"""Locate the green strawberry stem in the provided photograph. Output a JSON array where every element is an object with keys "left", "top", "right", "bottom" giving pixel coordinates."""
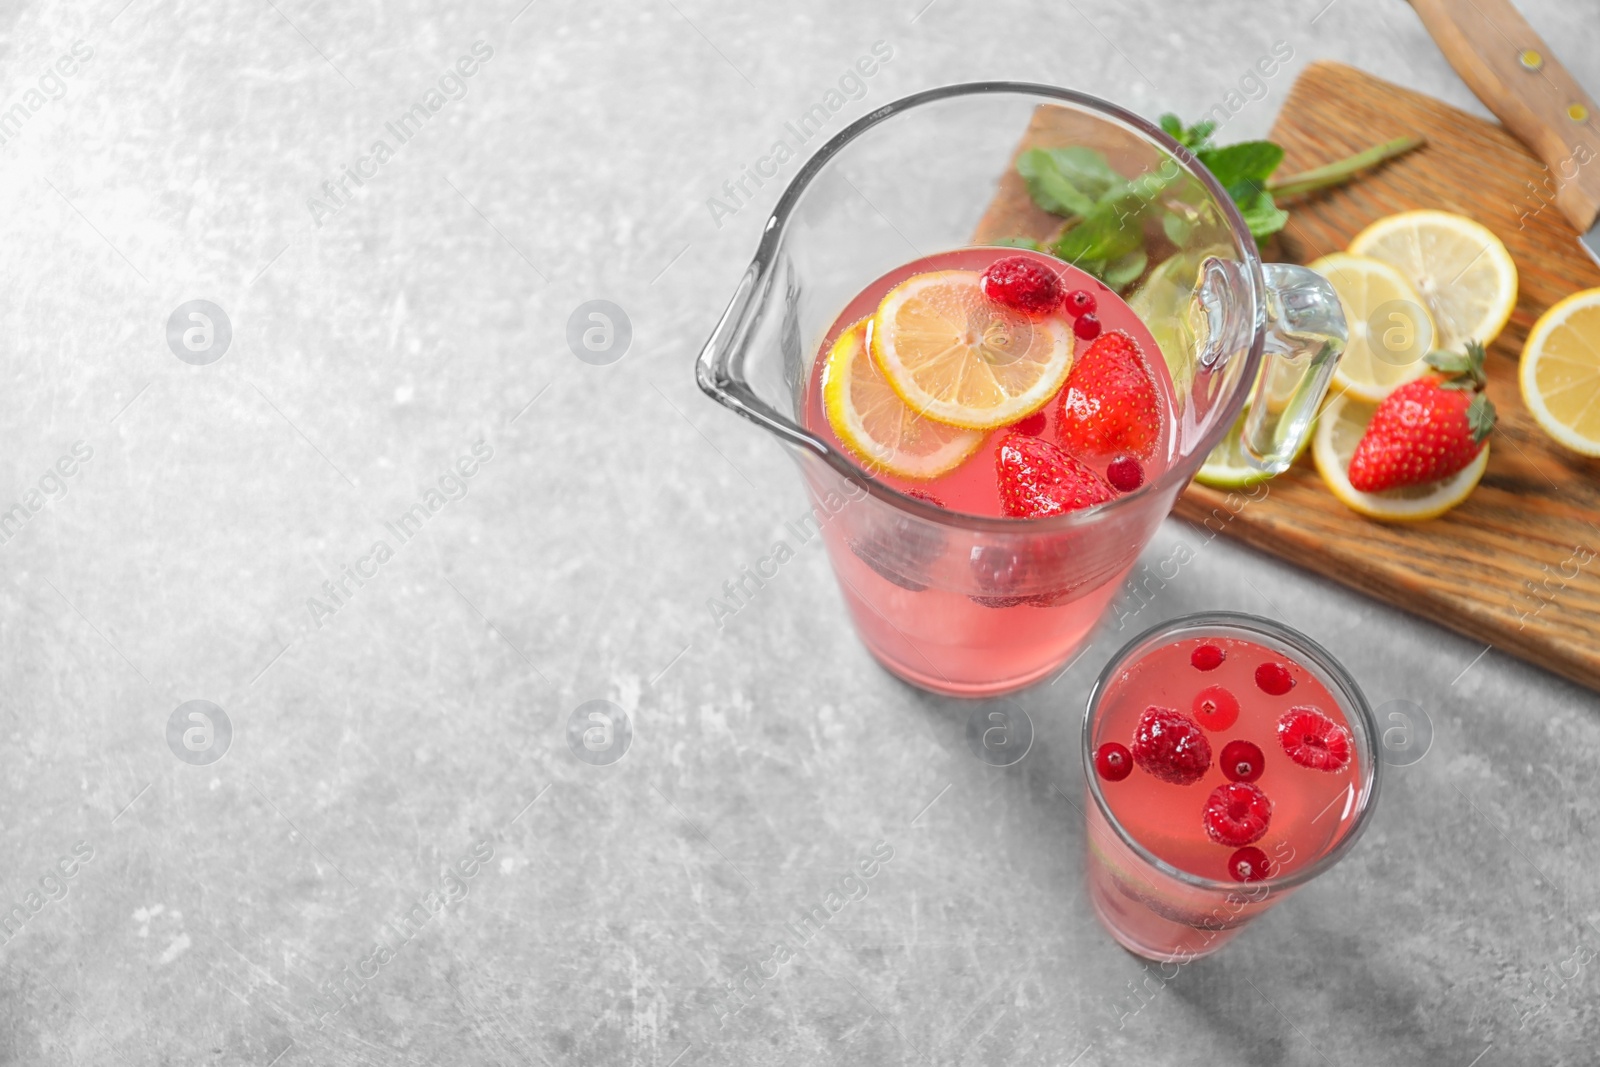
[
  {"left": 1426, "top": 340, "right": 1490, "bottom": 390},
  {"left": 1426, "top": 341, "right": 1497, "bottom": 440},
  {"left": 1266, "top": 135, "right": 1426, "bottom": 200},
  {"left": 1466, "top": 393, "right": 1496, "bottom": 442}
]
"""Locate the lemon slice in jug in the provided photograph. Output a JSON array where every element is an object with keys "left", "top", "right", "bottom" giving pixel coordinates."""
[
  {"left": 822, "top": 320, "right": 984, "bottom": 479},
  {"left": 870, "top": 271, "right": 1074, "bottom": 430}
]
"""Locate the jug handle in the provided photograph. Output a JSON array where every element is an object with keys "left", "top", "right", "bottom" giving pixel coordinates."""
[{"left": 1241, "top": 262, "right": 1348, "bottom": 475}]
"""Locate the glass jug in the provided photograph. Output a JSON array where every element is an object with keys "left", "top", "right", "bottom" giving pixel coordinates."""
[{"left": 696, "top": 83, "right": 1346, "bottom": 697}]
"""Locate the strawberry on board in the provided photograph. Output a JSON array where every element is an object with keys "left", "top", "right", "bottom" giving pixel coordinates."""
[
  {"left": 1348, "top": 341, "right": 1497, "bottom": 493},
  {"left": 1056, "top": 329, "right": 1162, "bottom": 460},
  {"left": 995, "top": 432, "right": 1114, "bottom": 518}
]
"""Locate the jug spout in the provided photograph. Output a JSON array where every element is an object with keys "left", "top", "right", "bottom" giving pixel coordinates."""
[
  {"left": 698, "top": 262, "right": 777, "bottom": 435},
  {"left": 696, "top": 244, "right": 833, "bottom": 459}
]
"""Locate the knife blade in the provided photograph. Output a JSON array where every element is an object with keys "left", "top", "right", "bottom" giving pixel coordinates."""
[{"left": 1409, "top": 0, "right": 1600, "bottom": 268}]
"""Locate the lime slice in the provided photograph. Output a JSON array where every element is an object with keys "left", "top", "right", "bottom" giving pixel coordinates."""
[
  {"left": 1195, "top": 412, "right": 1273, "bottom": 489},
  {"left": 1128, "top": 251, "right": 1215, "bottom": 397}
]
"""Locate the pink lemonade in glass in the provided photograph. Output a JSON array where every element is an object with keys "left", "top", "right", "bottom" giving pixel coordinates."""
[
  {"left": 1083, "top": 612, "right": 1380, "bottom": 961},
  {"left": 799, "top": 246, "right": 1179, "bottom": 692}
]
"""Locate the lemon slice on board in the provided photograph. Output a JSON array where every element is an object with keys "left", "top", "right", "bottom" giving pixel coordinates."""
[
  {"left": 1313, "top": 393, "right": 1488, "bottom": 522},
  {"left": 870, "top": 270, "right": 1074, "bottom": 430},
  {"left": 822, "top": 320, "right": 984, "bottom": 479},
  {"left": 1309, "top": 252, "right": 1438, "bottom": 403},
  {"left": 1347, "top": 210, "right": 1517, "bottom": 352},
  {"left": 1519, "top": 287, "right": 1600, "bottom": 457}
]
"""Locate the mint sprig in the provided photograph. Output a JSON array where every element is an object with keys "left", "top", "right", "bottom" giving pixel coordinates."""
[
  {"left": 1159, "top": 113, "right": 1214, "bottom": 150},
  {"left": 1011, "top": 114, "right": 1425, "bottom": 290},
  {"left": 1144, "top": 116, "right": 1292, "bottom": 245},
  {"left": 1017, "top": 147, "right": 1121, "bottom": 216}
]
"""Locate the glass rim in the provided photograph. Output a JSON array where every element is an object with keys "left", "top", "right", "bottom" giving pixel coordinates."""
[
  {"left": 1081, "top": 610, "right": 1383, "bottom": 894},
  {"left": 695, "top": 80, "right": 1267, "bottom": 535}
]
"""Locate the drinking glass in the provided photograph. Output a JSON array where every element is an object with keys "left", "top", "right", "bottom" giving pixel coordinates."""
[{"left": 1082, "top": 611, "right": 1381, "bottom": 961}]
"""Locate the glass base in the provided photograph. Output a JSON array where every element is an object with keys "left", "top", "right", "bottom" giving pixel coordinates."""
[
  {"left": 833, "top": 564, "right": 1128, "bottom": 698},
  {"left": 1087, "top": 862, "right": 1243, "bottom": 963},
  {"left": 861, "top": 639, "right": 1073, "bottom": 697}
]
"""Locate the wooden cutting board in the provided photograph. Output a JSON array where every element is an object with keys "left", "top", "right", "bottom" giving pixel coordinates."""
[{"left": 977, "top": 62, "right": 1600, "bottom": 692}]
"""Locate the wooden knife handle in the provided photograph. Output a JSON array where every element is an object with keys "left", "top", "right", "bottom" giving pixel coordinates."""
[{"left": 1411, "top": 0, "right": 1600, "bottom": 232}]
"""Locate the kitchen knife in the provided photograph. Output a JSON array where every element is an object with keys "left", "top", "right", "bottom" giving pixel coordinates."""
[{"left": 1409, "top": 0, "right": 1600, "bottom": 267}]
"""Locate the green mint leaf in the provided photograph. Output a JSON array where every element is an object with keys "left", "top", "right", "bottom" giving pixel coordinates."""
[
  {"left": 1161, "top": 211, "right": 1194, "bottom": 248},
  {"left": 1195, "top": 141, "right": 1285, "bottom": 194},
  {"left": 1102, "top": 249, "right": 1148, "bottom": 291},
  {"left": 1158, "top": 113, "right": 1214, "bottom": 151},
  {"left": 1052, "top": 163, "right": 1180, "bottom": 269},
  {"left": 1018, "top": 147, "right": 1125, "bottom": 210},
  {"left": 1053, "top": 191, "right": 1154, "bottom": 266},
  {"left": 990, "top": 236, "right": 1042, "bottom": 250},
  {"left": 1046, "top": 147, "right": 1125, "bottom": 198},
  {"left": 1017, "top": 148, "right": 1099, "bottom": 217},
  {"left": 1236, "top": 190, "right": 1289, "bottom": 243}
]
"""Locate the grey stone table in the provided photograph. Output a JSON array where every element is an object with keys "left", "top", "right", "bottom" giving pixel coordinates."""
[{"left": 2, "top": 0, "right": 1597, "bottom": 1063}]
